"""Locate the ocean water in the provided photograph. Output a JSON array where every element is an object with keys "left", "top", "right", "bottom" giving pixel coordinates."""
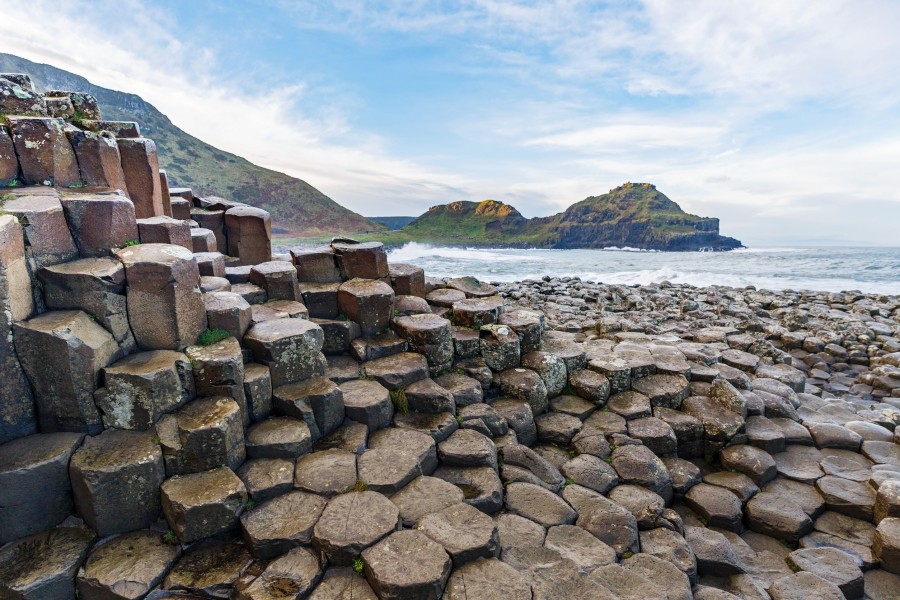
[{"left": 385, "top": 243, "right": 900, "bottom": 295}]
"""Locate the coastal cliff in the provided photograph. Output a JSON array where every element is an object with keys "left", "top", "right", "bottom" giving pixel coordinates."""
[{"left": 402, "top": 183, "right": 742, "bottom": 251}]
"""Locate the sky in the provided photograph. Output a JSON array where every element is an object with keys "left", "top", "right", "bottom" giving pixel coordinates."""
[{"left": 2, "top": 0, "right": 900, "bottom": 246}]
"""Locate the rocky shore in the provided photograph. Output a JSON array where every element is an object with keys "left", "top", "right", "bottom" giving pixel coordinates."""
[{"left": 1, "top": 73, "right": 899, "bottom": 600}]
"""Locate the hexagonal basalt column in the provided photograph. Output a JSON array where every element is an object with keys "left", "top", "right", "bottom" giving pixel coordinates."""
[
  {"left": 250, "top": 260, "right": 301, "bottom": 301},
  {"left": 0, "top": 214, "right": 36, "bottom": 442},
  {"left": 75, "top": 529, "right": 180, "bottom": 600},
  {"left": 117, "top": 137, "right": 164, "bottom": 218},
  {"left": 115, "top": 243, "right": 207, "bottom": 350},
  {"left": 273, "top": 376, "right": 345, "bottom": 439},
  {"left": 331, "top": 241, "right": 389, "bottom": 281},
  {"left": 204, "top": 291, "right": 252, "bottom": 340},
  {"left": 499, "top": 308, "right": 544, "bottom": 354},
  {"left": 0, "top": 124, "right": 18, "bottom": 185},
  {"left": 186, "top": 336, "right": 248, "bottom": 425},
  {"left": 60, "top": 193, "right": 139, "bottom": 258},
  {"left": 340, "top": 379, "right": 394, "bottom": 431},
  {"left": 7, "top": 116, "right": 80, "bottom": 186},
  {"left": 0, "top": 432, "right": 85, "bottom": 545},
  {"left": 98, "top": 350, "right": 194, "bottom": 430},
  {"left": 2, "top": 194, "right": 78, "bottom": 284},
  {"left": 292, "top": 245, "right": 342, "bottom": 283},
  {"left": 38, "top": 256, "right": 137, "bottom": 351},
  {"left": 392, "top": 313, "right": 453, "bottom": 369},
  {"left": 0, "top": 526, "right": 95, "bottom": 600},
  {"left": 191, "top": 208, "right": 226, "bottom": 250},
  {"left": 194, "top": 251, "right": 226, "bottom": 277},
  {"left": 191, "top": 227, "right": 217, "bottom": 252},
  {"left": 313, "top": 491, "right": 400, "bottom": 565},
  {"left": 69, "top": 430, "right": 165, "bottom": 536},
  {"left": 225, "top": 206, "right": 271, "bottom": 266},
  {"left": 161, "top": 467, "right": 248, "bottom": 543},
  {"left": 156, "top": 396, "right": 246, "bottom": 476},
  {"left": 452, "top": 297, "right": 503, "bottom": 328},
  {"left": 480, "top": 324, "right": 521, "bottom": 372},
  {"left": 66, "top": 128, "right": 129, "bottom": 191},
  {"left": 244, "top": 318, "right": 325, "bottom": 387},
  {"left": 14, "top": 310, "right": 119, "bottom": 434},
  {"left": 338, "top": 278, "right": 394, "bottom": 336},
  {"left": 362, "top": 530, "right": 451, "bottom": 600},
  {"left": 389, "top": 263, "right": 426, "bottom": 297},
  {"left": 136, "top": 215, "right": 192, "bottom": 249}
]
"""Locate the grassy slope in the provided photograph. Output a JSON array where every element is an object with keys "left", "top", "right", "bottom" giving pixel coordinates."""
[{"left": 0, "top": 53, "right": 384, "bottom": 236}]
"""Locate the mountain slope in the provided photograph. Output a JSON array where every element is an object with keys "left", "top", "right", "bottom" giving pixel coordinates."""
[
  {"left": 0, "top": 53, "right": 383, "bottom": 236},
  {"left": 402, "top": 183, "right": 742, "bottom": 251}
]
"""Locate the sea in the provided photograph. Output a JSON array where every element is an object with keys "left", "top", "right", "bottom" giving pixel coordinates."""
[{"left": 383, "top": 244, "right": 900, "bottom": 296}]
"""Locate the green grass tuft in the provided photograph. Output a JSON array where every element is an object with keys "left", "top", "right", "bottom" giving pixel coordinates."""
[
  {"left": 390, "top": 388, "right": 409, "bottom": 415},
  {"left": 353, "top": 557, "right": 365, "bottom": 574},
  {"left": 197, "top": 328, "right": 231, "bottom": 346},
  {"left": 161, "top": 530, "right": 179, "bottom": 545}
]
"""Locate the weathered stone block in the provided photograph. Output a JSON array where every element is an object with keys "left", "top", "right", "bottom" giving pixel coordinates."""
[
  {"left": 44, "top": 95, "right": 74, "bottom": 119},
  {"left": 300, "top": 282, "right": 341, "bottom": 318},
  {"left": 7, "top": 116, "right": 80, "bottom": 186},
  {"left": 190, "top": 226, "right": 217, "bottom": 252},
  {"left": 499, "top": 309, "right": 544, "bottom": 354},
  {"left": 0, "top": 74, "right": 47, "bottom": 115},
  {"left": 194, "top": 251, "right": 226, "bottom": 277},
  {"left": 225, "top": 206, "right": 271, "bottom": 266},
  {"left": 186, "top": 336, "right": 248, "bottom": 424},
  {"left": 389, "top": 263, "right": 426, "bottom": 297},
  {"left": 38, "top": 256, "right": 137, "bottom": 351},
  {"left": 60, "top": 193, "right": 139, "bottom": 257},
  {"left": 191, "top": 208, "right": 226, "bottom": 250},
  {"left": 338, "top": 278, "right": 394, "bottom": 336},
  {"left": 250, "top": 260, "right": 301, "bottom": 301},
  {"left": 314, "top": 317, "right": 362, "bottom": 354},
  {"left": 170, "top": 196, "right": 192, "bottom": 222},
  {"left": 156, "top": 396, "right": 246, "bottom": 475},
  {"left": 66, "top": 128, "right": 129, "bottom": 191},
  {"left": 243, "top": 318, "right": 325, "bottom": 387},
  {"left": 99, "top": 350, "right": 194, "bottom": 430},
  {"left": 0, "top": 214, "right": 36, "bottom": 442},
  {"left": 137, "top": 215, "right": 192, "bottom": 249},
  {"left": 0, "top": 124, "right": 18, "bottom": 185},
  {"left": 392, "top": 313, "right": 453, "bottom": 368},
  {"left": 117, "top": 137, "right": 164, "bottom": 218},
  {"left": 0, "top": 432, "right": 84, "bottom": 545},
  {"left": 14, "top": 310, "right": 119, "bottom": 433},
  {"left": 292, "top": 245, "right": 342, "bottom": 283},
  {"left": 332, "top": 241, "right": 389, "bottom": 280},
  {"left": 161, "top": 467, "right": 247, "bottom": 543},
  {"left": 204, "top": 291, "right": 252, "bottom": 340},
  {"left": 115, "top": 243, "right": 207, "bottom": 350},
  {"left": 70, "top": 430, "right": 165, "bottom": 536},
  {"left": 76, "top": 529, "right": 180, "bottom": 600},
  {"left": 80, "top": 120, "right": 141, "bottom": 138},
  {"left": 244, "top": 363, "right": 273, "bottom": 423},
  {"left": 159, "top": 169, "right": 172, "bottom": 217},
  {"left": 480, "top": 324, "right": 521, "bottom": 372},
  {"left": 0, "top": 525, "right": 95, "bottom": 600},
  {"left": 273, "top": 376, "right": 345, "bottom": 439}
]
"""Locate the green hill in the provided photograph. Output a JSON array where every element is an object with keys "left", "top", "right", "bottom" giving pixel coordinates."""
[
  {"left": 0, "top": 53, "right": 384, "bottom": 237},
  {"left": 401, "top": 183, "right": 742, "bottom": 251}
]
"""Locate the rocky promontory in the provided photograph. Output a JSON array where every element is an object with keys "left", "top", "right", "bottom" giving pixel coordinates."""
[
  {"left": 400, "top": 182, "right": 743, "bottom": 251},
  {"left": 1, "top": 72, "right": 899, "bottom": 600}
]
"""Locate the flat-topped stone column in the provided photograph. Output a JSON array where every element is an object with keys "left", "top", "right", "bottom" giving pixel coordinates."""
[
  {"left": 156, "top": 396, "right": 246, "bottom": 475},
  {"left": 292, "top": 246, "right": 342, "bottom": 283},
  {"left": 38, "top": 256, "right": 137, "bottom": 352},
  {"left": 338, "top": 278, "right": 394, "bottom": 336},
  {"left": 14, "top": 310, "right": 119, "bottom": 434},
  {"left": 98, "top": 350, "right": 194, "bottom": 430},
  {"left": 0, "top": 74, "right": 47, "bottom": 115},
  {"left": 225, "top": 206, "right": 271, "bottom": 266},
  {"left": 331, "top": 241, "right": 389, "bottom": 280},
  {"left": 137, "top": 215, "right": 192, "bottom": 249},
  {"left": 392, "top": 313, "right": 453, "bottom": 369},
  {"left": 0, "top": 213, "right": 36, "bottom": 442},
  {"left": 389, "top": 263, "right": 426, "bottom": 297},
  {"left": 243, "top": 318, "right": 326, "bottom": 387},
  {"left": 159, "top": 168, "right": 173, "bottom": 216},
  {"left": 117, "top": 137, "right": 164, "bottom": 218},
  {"left": 186, "top": 336, "right": 249, "bottom": 425},
  {"left": 191, "top": 208, "right": 226, "bottom": 250},
  {"left": 60, "top": 193, "right": 139, "bottom": 258},
  {"left": 66, "top": 128, "right": 129, "bottom": 191},
  {"left": 0, "top": 124, "right": 17, "bottom": 185},
  {"left": 160, "top": 466, "right": 247, "bottom": 543},
  {"left": 3, "top": 194, "right": 78, "bottom": 280},
  {"left": 69, "top": 429, "right": 165, "bottom": 536},
  {"left": 7, "top": 116, "right": 80, "bottom": 186},
  {"left": 250, "top": 260, "right": 301, "bottom": 301},
  {"left": 205, "top": 291, "right": 252, "bottom": 340},
  {"left": 0, "top": 432, "right": 85, "bottom": 544},
  {"left": 115, "top": 243, "right": 207, "bottom": 350}
]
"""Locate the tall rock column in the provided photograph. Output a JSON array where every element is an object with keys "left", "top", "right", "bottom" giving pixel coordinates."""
[
  {"left": 7, "top": 117, "right": 81, "bottom": 186},
  {"left": 225, "top": 206, "right": 272, "bottom": 266},
  {"left": 115, "top": 243, "right": 207, "bottom": 350},
  {"left": 0, "top": 214, "right": 36, "bottom": 442},
  {"left": 0, "top": 124, "right": 18, "bottom": 186},
  {"left": 118, "top": 137, "right": 164, "bottom": 218}
]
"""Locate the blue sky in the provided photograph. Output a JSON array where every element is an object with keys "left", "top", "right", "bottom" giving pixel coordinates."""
[{"left": 3, "top": 0, "right": 900, "bottom": 246}]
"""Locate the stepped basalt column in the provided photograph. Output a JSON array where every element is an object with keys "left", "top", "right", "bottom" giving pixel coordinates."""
[{"left": 115, "top": 243, "right": 207, "bottom": 350}]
